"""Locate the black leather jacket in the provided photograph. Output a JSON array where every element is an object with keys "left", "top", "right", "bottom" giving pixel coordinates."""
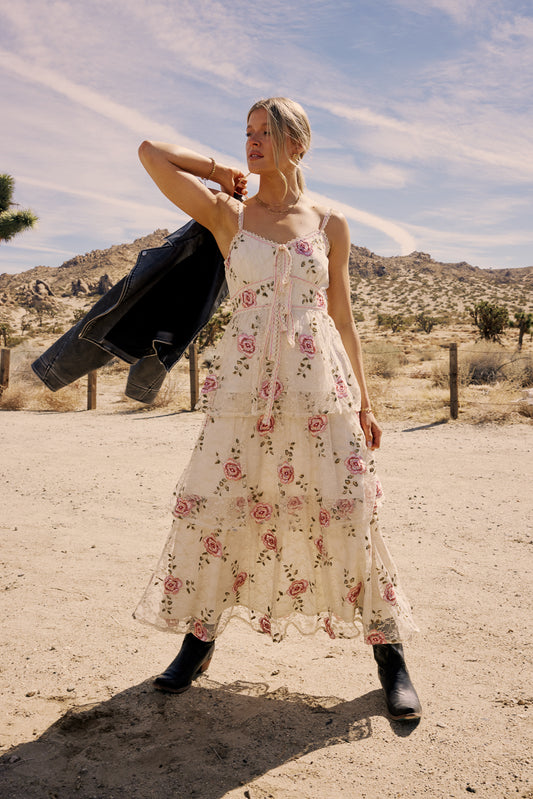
[{"left": 31, "top": 220, "right": 228, "bottom": 403}]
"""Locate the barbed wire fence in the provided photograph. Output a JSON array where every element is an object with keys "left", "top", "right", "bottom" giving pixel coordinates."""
[{"left": 1, "top": 341, "right": 532, "bottom": 417}]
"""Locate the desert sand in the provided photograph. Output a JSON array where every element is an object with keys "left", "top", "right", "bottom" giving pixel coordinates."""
[{"left": 0, "top": 409, "right": 531, "bottom": 799}]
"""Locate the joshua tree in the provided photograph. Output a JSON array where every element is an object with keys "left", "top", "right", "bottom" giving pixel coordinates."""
[
  {"left": 511, "top": 310, "right": 533, "bottom": 351},
  {"left": 0, "top": 174, "right": 38, "bottom": 243},
  {"left": 469, "top": 301, "right": 509, "bottom": 342}
]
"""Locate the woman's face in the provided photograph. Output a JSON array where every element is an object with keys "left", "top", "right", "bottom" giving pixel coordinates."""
[
  {"left": 246, "top": 108, "right": 274, "bottom": 173},
  {"left": 246, "top": 108, "right": 296, "bottom": 175}
]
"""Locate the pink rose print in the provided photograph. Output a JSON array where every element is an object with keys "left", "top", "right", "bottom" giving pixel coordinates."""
[
  {"left": 299, "top": 334, "right": 316, "bottom": 357},
  {"left": 257, "top": 414, "right": 275, "bottom": 435},
  {"left": 163, "top": 575, "right": 183, "bottom": 595},
  {"left": 241, "top": 288, "right": 257, "bottom": 308},
  {"left": 336, "top": 498, "right": 355, "bottom": 517},
  {"left": 235, "top": 496, "right": 247, "bottom": 509},
  {"left": 315, "top": 536, "right": 326, "bottom": 556},
  {"left": 344, "top": 452, "right": 367, "bottom": 475},
  {"left": 335, "top": 377, "right": 348, "bottom": 398},
  {"left": 375, "top": 479, "right": 384, "bottom": 499},
  {"left": 365, "top": 630, "right": 387, "bottom": 645},
  {"left": 223, "top": 459, "right": 242, "bottom": 480},
  {"left": 324, "top": 618, "right": 336, "bottom": 639},
  {"left": 259, "top": 616, "right": 272, "bottom": 634},
  {"left": 278, "top": 462, "right": 294, "bottom": 484},
  {"left": 259, "top": 378, "right": 283, "bottom": 401},
  {"left": 203, "top": 536, "right": 222, "bottom": 557},
  {"left": 295, "top": 239, "right": 313, "bottom": 256},
  {"left": 262, "top": 531, "right": 278, "bottom": 551},
  {"left": 251, "top": 502, "right": 273, "bottom": 523},
  {"left": 319, "top": 508, "right": 331, "bottom": 527},
  {"left": 173, "top": 497, "right": 194, "bottom": 518},
  {"left": 383, "top": 583, "right": 397, "bottom": 604},
  {"left": 233, "top": 571, "right": 248, "bottom": 593},
  {"left": 287, "top": 579, "right": 309, "bottom": 597},
  {"left": 316, "top": 292, "right": 326, "bottom": 309},
  {"left": 308, "top": 414, "right": 328, "bottom": 436},
  {"left": 287, "top": 496, "right": 303, "bottom": 514},
  {"left": 201, "top": 374, "right": 218, "bottom": 393},
  {"left": 346, "top": 582, "right": 362, "bottom": 604},
  {"left": 237, "top": 333, "right": 256, "bottom": 358},
  {"left": 193, "top": 621, "right": 209, "bottom": 642}
]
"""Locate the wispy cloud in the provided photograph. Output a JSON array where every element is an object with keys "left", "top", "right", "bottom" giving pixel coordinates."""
[
  {"left": 17, "top": 176, "right": 188, "bottom": 218},
  {"left": 389, "top": 0, "right": 499, "bottom": 25},
  {"left": 308, "top": 191, "right": 417, "bottom": 255},
  {"left": 1, "top": 0, "right": 532, "bottom": 272}
]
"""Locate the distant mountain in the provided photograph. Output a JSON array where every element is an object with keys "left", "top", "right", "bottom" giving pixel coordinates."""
[
  {"left": 0, "top": 231, "right": 531, "bottom": 322},
  {"left": 348, "top": 247, "right": 532, "bottom": 319},
  {"left": 0, "top": 230, "right": 168, "bottom": 298}
]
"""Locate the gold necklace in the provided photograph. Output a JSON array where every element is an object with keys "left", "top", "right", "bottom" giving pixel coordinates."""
[{"left": 255, "top": 193, "right": 301, "bottom": 215}]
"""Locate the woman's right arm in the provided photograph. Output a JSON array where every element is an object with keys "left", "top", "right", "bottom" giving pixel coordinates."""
[{"left": 138, "top": 141, "right": 247, "bottom": 236}]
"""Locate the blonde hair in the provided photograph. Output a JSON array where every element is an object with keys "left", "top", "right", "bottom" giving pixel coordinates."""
[{"left": 247, "top": 97, "right": 311, "bottom": 195}]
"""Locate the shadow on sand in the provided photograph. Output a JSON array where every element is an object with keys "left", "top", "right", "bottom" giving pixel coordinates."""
[{"left": 0, "top": 678, "right": 419, "bottom": 798}]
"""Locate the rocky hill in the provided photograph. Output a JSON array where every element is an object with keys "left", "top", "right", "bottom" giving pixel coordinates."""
[
  {"left": 0, "top": 231, "right": 531, "bottom": 329},
  {"left": 348, "top": 247, "right": 532, "bottom": 321}
]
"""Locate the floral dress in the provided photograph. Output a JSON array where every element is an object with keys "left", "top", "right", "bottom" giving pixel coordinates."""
[{"left": 133, "top": 206, "right": 418, "bottom": 644}]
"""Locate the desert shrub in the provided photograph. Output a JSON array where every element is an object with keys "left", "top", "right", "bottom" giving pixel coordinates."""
[
  {"left": 503, "top": 353, "right": 533, "bottom": 387},
  {"left": 363, "top": 343, "right": 403, "bottom": 379},
  {"left": 376, "top": 313, "right": 411, "bottom": 332},
  {"left": 0, "top": 379, "right": 82, "bottom": 411},
  {"left": 432, "top": 343, "right": 533, "bottom": 388},
  {"left": 0, "top": 346, "right": 82, "bottom": 411},
  {"left": 71, "top": 308, "right": 87, "bottom": 324},
  {"left": 463, "top": 344, "right": 509, "bottom": 384},
  {"left": 518, "top": 402, "right": 533, "bottom": 419},
  {"left": 138, "top": 371, "right": 192, "bottom": 412},
  {"left": 415, "top": 312, "right": 438, "bottom": 334},
  {"left": 198, "top": 305, "right": 232, "bottom": 351},
  {"left": 469, "top": 301, "right": 509, "bottom": 342},
  {"left": 431, "top": 357, "right": 471, "bottom": 388},
  {"left": 0, "top": 321, "right": 13, "bottom": 346}
]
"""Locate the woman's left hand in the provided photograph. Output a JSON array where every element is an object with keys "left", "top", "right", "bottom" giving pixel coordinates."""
[
  {"left": 216, "top": 166, "right": 248, "bottom": 198},
  {"left": 360, "top": 410, "right": 382, "bottom": 450}
]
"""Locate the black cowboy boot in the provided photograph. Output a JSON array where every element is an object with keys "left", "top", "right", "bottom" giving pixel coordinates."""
[
  {"left": 153, "top": 633, "right": 215, "bottom": 694},
  {"left": 373, "top": 643, "right": 422, "bottom": 720}
]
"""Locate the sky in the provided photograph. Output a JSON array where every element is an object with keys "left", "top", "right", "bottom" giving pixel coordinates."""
[{"left": 1, "top": 0, "right": 532, "bottom": 275}]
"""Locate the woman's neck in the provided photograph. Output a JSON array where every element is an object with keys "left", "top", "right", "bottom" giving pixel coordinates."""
[{"left": 256, "top": 172, "right": 300, "bottom": 206}]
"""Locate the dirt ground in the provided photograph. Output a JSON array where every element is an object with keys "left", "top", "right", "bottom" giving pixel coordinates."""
[{"left": 0, "top": 410, "right": 531, "bottom": 799}]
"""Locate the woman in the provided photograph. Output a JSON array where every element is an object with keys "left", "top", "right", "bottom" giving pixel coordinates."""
[{"left": 134, "top": 97, "right": 421, "bottom": 720}]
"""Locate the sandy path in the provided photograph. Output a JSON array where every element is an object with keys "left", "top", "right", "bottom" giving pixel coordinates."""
[{"left": 0, "top": 410, "right": 531, "bottom": 799}]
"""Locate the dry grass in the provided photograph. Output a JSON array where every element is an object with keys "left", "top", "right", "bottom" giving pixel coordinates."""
[
  {"left": 363, "top": 343, "right": 405, "bottom": 379},
  {"left": 0, "top": 378, "right": 83, "bottom": 412},
  {"left": 1, "top": 330, "right": 531, "bottom": 425}
]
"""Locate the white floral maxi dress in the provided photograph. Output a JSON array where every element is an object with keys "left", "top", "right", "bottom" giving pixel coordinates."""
[{"left": 133, "top": 207, "right": 418, "bottom": 644}]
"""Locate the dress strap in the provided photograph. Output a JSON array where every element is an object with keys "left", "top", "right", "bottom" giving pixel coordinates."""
[
  {"left": 319, "top": 209, "right": 332, "bottom": 232},
  {"left": 238, "top": 201, "right": 245, "bottom": 231}
]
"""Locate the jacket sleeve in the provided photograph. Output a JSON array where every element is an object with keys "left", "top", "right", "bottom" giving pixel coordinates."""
[{"left": 31, "top": 221, "right": 227, "bottom": 400}]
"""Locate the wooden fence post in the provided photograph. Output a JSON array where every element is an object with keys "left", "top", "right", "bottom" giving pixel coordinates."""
[
  {"left": 189, "top": 341, "right": 199, "bottom": 410},
  {"left": 0, "top": 348, "right": 10, "bottom": 391},
  {"left": 87, "top": 370, "right": 97, "bottom": 410},
  {"left": 449, "top": 342, "right": 459, "bottom": 419}
]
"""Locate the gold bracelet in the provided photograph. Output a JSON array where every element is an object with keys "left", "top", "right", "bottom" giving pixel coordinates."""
[
  {"left": 360, "top": 407, "right": 373, "bottom": 414},
  {"left": 205, "top": 157, "right": 216, "bottom": 180}
]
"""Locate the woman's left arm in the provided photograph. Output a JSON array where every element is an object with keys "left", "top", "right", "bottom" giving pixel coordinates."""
[{"left": 326, "top": 212, "right": 382, "bottom": 450}]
